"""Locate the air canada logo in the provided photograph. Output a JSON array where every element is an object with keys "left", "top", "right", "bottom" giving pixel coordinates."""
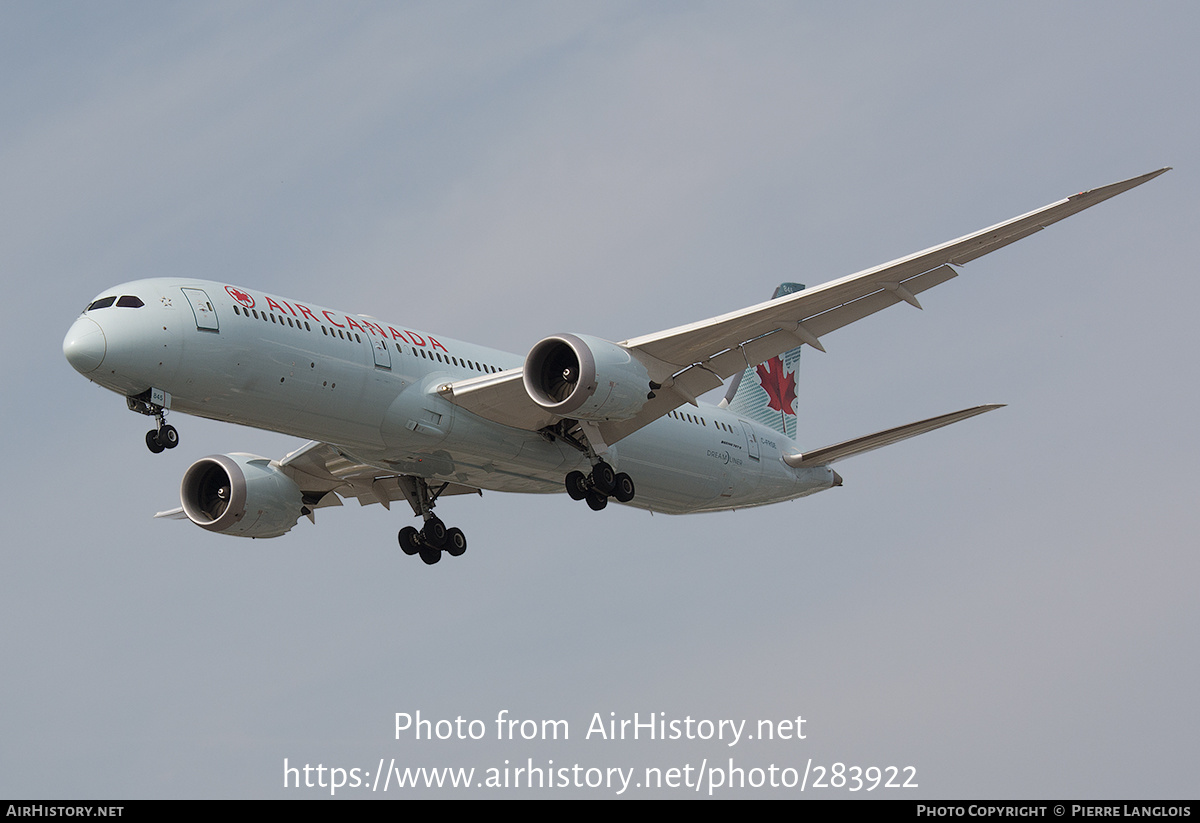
[
  {"left": 755, "top": 356, "right": 798, "bottom": 429},
  {"left": 225, "top": 286, "right": 255, "bottom": 308}
]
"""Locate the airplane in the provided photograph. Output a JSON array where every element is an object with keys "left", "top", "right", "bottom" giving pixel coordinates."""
[{"left": 62, "top": 169, "right": 1168, "bottom": 565}]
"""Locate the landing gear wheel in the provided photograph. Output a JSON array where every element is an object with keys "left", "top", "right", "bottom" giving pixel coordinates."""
[
  {"left": 565, "top": 470, "right": 589, "bottom": 500},
  {"left": 157, "top": 424, "right": 179, "bottom": 449},
  {"left": 591, "top": 461, "right": 616, "bottom": 495},
  {"left": 444, "top": 527, "right": 467, "bottom": 557},
  {"left": 146, "top": 430, "right": 165, "bottom": 453},
  {"left": 398, "top": 526, "right": 421, "bottom": 555},
  {"left": 612, "top": 472, "right": 635, "bottom": 503},
  {"left": 422, "top": 516, "right": 448, "bottom": 548},
  {"left": 585, "top": 489, "right": 608, "bottom": 511},
  {"left": 418, "top": 546, "right": 442, "bottom": 565}
]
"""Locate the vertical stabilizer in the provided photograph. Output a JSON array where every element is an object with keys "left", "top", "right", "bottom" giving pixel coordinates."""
[{"left": 722, "top": 282, "right": 805, "bottom": 439}]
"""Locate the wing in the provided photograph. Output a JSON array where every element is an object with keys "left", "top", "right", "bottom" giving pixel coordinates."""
[
  {"left": 441, "top": 169, "right": 1169, "bottom": 442},
  {"left": 153, "top": 441, "right": 482, "bottom": 525},
  {"left": 278, "top": 441, "right": 480, "bottom": 518}
]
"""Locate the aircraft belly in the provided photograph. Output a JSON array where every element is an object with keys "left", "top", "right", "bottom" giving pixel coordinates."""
[
  {"left": 612, "top": 415, "right": 838, "bottom": 514},
  {"left": 614, "top": 418, "right": 729, "bottom": 513}
]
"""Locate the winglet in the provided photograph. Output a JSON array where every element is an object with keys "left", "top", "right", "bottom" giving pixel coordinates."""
[
  {"left": 1069, "top": 167, "right": 1170, "bottom": 203},
  {"left": 1070, "top": 167, "right": 1171, "bottom": 209}
]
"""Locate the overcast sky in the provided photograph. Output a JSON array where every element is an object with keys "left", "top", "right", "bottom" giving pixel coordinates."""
[{"left": 2, "top": 1, "right": 1196, "bottom": 798}]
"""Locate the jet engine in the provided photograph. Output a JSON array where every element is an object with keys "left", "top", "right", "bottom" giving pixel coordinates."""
[
  {"left": 523, "top": 333, "right": 652, "bottom": 422},
  {"left": 179, "top": 453, "right": 304, "bottom": 538}
]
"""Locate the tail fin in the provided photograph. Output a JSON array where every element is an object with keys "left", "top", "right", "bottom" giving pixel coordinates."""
[{"left": 721, "top": 282, "right": 805, "bottom": 439}]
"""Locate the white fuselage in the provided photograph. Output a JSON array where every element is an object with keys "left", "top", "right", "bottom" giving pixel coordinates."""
[{"left": 63, "top": 278, "right": 838, "bottom": 515}]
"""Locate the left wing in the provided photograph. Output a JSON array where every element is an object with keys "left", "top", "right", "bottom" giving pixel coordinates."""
[
  {"left": 154, "top": 441, "right": 483, "bottom": 524},
  {"left": 442, "top": 169, "right": 1169, "bottom": 442}
]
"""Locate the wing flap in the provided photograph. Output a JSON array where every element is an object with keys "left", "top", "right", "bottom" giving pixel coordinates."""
[{"left": 783, "top": 404, "right": 1004, "bottom": 467}]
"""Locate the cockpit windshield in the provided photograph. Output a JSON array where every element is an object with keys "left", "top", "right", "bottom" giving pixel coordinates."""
[{"left": 86, "top": 295, "right": 144, "bottom": 311}]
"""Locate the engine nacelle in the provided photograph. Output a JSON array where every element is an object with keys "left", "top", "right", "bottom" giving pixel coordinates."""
[
  {"left": 180, "top": 453, "right": 304, "bottom": 538},
  {"left": 523, "top": 333, "right": 652, "bottom": 422}
]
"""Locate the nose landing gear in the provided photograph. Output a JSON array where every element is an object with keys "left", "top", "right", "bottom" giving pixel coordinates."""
[
  {"left": 144, "top": 424, "right": 179, "bottom": 453},
  {"left": 127, "top": 391, "right": 179, "bottom": 453}
]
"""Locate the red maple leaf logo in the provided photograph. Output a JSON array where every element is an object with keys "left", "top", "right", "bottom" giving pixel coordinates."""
[
  {"left": 225, "top": 285, "right": 255, "bottom": 308},
  {"left": 755, "top": 357, "right": 797, "bottom": 429}
]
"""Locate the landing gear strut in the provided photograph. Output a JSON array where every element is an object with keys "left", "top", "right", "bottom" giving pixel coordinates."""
[
  {"left": 127, "top": 391, "right": 179, "bottom": 453},
  {"left": 396, "top": 477, "right": 468, "bottom": 565}
]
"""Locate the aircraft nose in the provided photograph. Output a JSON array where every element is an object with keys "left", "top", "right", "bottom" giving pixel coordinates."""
[{"left": 63, "top": 316, "right": 106, "bottom": 374}]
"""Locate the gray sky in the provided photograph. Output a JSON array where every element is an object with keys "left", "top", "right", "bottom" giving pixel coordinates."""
[{"left": 2, "top": 1, "right": 1196, "bottom": 798}]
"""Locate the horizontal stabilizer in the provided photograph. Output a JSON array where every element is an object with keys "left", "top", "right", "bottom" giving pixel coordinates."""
[{"left": 783, "top": 404, "right": 1004, "bottom": 468}]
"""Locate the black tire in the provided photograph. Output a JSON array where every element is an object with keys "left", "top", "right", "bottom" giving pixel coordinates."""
[
  {"left": 612, "top": 472, "right": 635, "bottom": 503},
  {"left": 158, "top": 425, "right": 179, "bottom": 449},
  {"left": 422, "top": 516, "right": 448, "bottom": 548},
  {"left": 419, "top": 546, "right": 442, "bottom": 565},
  {"left": 146, "top": 430, "right": 165, "bottom": 454},
  {"left": 586, "top": 489, "right": 608, "bottom": 511},
  {"left": 565, "top": 470, "right": 589, "bottom": 500},
  {"left": 444, "top": 527, "right": 467, "bottom": 557},
  {"left": 398, "top": 526, "right": 421, "bottom": 555},
  {"left": 591, "top": 461, "right": 616, "bottom": 495}
]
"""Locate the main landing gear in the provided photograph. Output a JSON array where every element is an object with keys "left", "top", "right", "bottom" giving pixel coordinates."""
[
  {"left": 540, "top": 422, "right": 636, "bottom": 513},
  {"left": 564, "top": 459, "right": 635, "bottom": 511},
  {"left": 396, "top": 477, "right": 467, "bottom": 566},
  {"left": 398, "top": 518, "right": 466, "bottom": 566},
  {"left": 127, "top": 391, "right": 179, "bottom": 454}
]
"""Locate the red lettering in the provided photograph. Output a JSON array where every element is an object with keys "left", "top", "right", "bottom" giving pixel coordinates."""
[
  {"left": 322, "top": 310, "right": 345, "bottom": 328},
  {"left": 280, "top": 300, "right": 298, "bottom": 317},
  {"left": 406, "top": 330, "right": 426, "bottom": 347},
  {"left": 388, "top": 326, "right": 408, "bottom": 342},
  {"left": 296, "top": 304, "right": 319, "bottom": 323},
  {"left": 365, "top": 321, "right": 386, "bottom": 337},
  {"left": 430, "top": 336, "right": 448, "bottom": 353},
  {"left": 265, "top": 296, "right": 286, "bottom": 314},
  {"left": 344, "top": 316, "right": 366, "bottom": 333}
]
